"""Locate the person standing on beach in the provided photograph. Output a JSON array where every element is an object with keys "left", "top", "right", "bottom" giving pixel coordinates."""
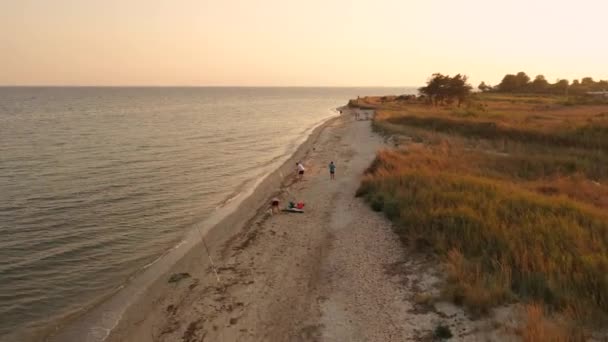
[
  {"left": 329, "top": 161, "right": 336, "bottom": 180},
  {"left": 296, "top": 162, "right": 306, "bottom": 181},
  {"left": 270, "top": 197, "right": 280, "bottom": 215}
]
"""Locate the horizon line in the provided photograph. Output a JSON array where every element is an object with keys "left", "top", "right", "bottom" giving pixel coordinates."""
[{"left": 0, "top": 84, "right": 418, "bottom": 88}]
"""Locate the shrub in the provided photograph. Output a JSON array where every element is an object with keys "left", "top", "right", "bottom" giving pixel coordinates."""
[
  {"left": 433, "top": 323, "right": 453, "bottom": 339},
  {"left": 370, "top": 194, "right": 384, "bottom": 212}
]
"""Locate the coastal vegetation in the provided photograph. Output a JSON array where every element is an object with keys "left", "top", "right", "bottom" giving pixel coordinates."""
[
  {"left": 418, "top": 73, "right": 472, "bottom": 107},
  {"left": 353, "top": 85, "right": 608, "bottom": 339},
  {"left": 480, "top": 71, "right": 608, "bottom": 102}
]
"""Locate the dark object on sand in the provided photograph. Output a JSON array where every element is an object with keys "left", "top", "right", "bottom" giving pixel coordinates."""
[
  {"left": 168, "top": 272, "right": 191, "bottom": 283},
  {"left": 282, "top": 208, "right": 304, "bottom": 213},
  {"left": 434, "top": 324, "right": 453, "bottom": 339}
]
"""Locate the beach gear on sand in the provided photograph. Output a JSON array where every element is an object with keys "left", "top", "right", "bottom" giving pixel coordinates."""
[
  {"left": 282, "top": 208, "right": 304, "bottom": 213},
  {"left": 283, "top": 208, "right": 304, "bottom": 214},
  {"left": 283, "top": 201, "right": 305, "bottom": 213}
]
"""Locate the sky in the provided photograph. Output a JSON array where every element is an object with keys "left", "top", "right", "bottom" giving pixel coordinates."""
[{"left": 1, "top": 0, "right": 607, "bottom": 87}]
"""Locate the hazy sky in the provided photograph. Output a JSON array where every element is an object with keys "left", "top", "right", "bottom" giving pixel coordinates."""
[{"left": 1, "top": 0, "right": 607, "bottom": 87}]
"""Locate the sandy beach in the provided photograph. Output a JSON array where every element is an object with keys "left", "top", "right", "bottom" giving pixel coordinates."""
[
  {"left": 101, "top": 107, "right": 516, "bottom": 342},
  {"left": 7, "top": 1, "right": 606, "bottom": 340}
]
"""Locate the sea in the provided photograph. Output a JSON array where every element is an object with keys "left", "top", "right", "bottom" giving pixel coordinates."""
[{"left": 0, "top": 87, "right": 410, "bottom": 341}]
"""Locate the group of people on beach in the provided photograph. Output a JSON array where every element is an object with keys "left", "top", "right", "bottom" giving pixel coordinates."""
[{"left": 269, "top": 160, "right": 336, "bottom": 214}]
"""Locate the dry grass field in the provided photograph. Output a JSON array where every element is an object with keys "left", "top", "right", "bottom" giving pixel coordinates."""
[{"left": 353, "top": 93, "right": 608, "bottom": 340}]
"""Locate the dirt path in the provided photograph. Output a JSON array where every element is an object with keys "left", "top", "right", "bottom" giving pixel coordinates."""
[{"left": 108, "top": 110, "right": 518, "bottom": 342}]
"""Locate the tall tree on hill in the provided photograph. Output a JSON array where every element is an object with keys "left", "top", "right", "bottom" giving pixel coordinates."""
[
  {"left": 448, "top": 74, "right": 473, "bottom": 106},
  {"left": 419, "top": 73, "right": 447, "bottom": 105},
  {"left": 419, "top": 73, "right": 472, "bottom": 107}
]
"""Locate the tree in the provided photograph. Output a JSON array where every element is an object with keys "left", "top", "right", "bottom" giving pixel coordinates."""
[
  {"left": 497, "top": 71, "right": 531, "bottom": 92},
  {"left": 448, "top": 74, "right": 473, "bottom": 106},
  {"left": 552, "top": 79, "right": 569, "bottom": 95},
  {"left": 570, "top": 79, "right": 583, "bottom": 95},
  {"left": 515, "top": 72, "right": 531, "bottom": 87},
  {"left": 478, "top": 81, "right": 491, "bottom": 92},
  {"left": 419, "top": 73, "right": 448, "bottom": 105},
  {"left": 492, "top": 72, "right": 606, "bottom": 95},
  {"left": 530, "top": 75, "right": 549, "bottom": 93},
  {"left": 497, "top": 74, "right": 518, "bottom": 92},
  {"left": 581, "top": 77, "right": 595, "bottom": 86},
  {"left": 419, "top": 73, "right": 472, "bottom": 107}
]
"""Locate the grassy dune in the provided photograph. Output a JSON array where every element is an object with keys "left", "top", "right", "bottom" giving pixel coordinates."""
[
  {"left": 356, "top": 93, "right": 608, "bottom": 337},
  {"left": 384, "top": 115, "right": 608, "bottom": 150}
]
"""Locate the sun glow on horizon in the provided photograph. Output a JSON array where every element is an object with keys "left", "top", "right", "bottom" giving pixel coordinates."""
[{"left": 1, "top": 0, "right": 607, "bottom": 87}]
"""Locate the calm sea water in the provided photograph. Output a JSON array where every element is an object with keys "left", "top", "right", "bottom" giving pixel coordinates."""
[{"left": 0, "top": 87, "right": 408, "bottom": 340}]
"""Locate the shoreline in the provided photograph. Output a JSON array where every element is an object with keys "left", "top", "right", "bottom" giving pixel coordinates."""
[
  {"left": 100, "top": 105, "right": 521, "bottom": 341},
  {"left": 102, "top": 105, "right": 421, "bottom": 341},
  {"left": 43, "top": 109, "right": 342, "bottom": 342}
]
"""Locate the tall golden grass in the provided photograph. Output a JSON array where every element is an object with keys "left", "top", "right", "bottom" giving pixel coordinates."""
[
  {"left": 521, "top": 304, "right": 585, "bottom": 342},
  {"left": 359, "top": 93, "right": 608, "bottom": 333},
  {"left": 358, "top": 149, "right": 608, "bottom": 322}
]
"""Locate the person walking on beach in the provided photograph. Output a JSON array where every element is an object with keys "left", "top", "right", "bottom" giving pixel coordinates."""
[
  {"left": 329, "top": 161, "right": 336, "bottom": 180},
  {"left": 296, "top": 162, "right": 306, "bottom": 181}
]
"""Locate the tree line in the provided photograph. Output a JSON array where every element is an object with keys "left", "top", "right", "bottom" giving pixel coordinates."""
[
  {"left": 416, "top": 71, "right": 607, "bottom": 108},
  {"left": 480, "top": 72, "right": 608, "bottom": 95}
]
